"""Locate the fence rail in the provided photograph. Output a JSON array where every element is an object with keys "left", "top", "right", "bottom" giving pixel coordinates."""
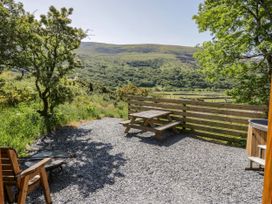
[{"left": 128, "top": 95, "right": 267, "bottom": 144}]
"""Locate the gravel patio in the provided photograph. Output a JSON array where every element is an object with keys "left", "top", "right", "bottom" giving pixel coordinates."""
[{"left": 29, "top": 118, "right": 263, "bottom": 204}]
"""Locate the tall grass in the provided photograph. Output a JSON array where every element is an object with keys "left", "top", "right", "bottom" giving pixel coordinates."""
[{"left": 0, "top": 94, "right": 127, "bottom": 155}]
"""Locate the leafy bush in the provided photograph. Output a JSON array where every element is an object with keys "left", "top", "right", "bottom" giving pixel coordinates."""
[
  {"left": 116, "top": 83, "right": 149, "bottom": 100},
  {"left": 0, "top": 104, "right": 44, "bottom": 156},
  {"left": 0, "top": 78, "right": 37, "bottom": 106}
]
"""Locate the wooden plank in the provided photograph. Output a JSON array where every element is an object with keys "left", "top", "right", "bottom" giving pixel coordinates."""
[
  {"left": 120, "top": 118, "right": 143, "bottom": 125},
  {"left": 129, "top": 100, "right": 185, "bottom": 111},
  {"left": 129, "top": 100, "right": 265, "bottom": 118},
  {"left": 263, "top": 81, "right": 272, "bottom": 203},
  {"left": 0, "top": 150, "right": 4, "bottom": 204},
  {"left": 2, "top": 170, "right": 15, "bottom": 176},
  {"left": 155, "top": 121, "right": 181, "bottom": 131},
  {"left": 193, "top": 131, "right": 245, "bottom": 143},
  {"left": 129, "top": 110, "right": 171, "bottom": 119},
  {"left": 185, "top": 112, "right": 249, "bottom": 124},
  {"left": 124, "top": 123, "right": 157, "bottom": 133},
  {"left": 185, "top": 118, "right": 248, "bottom": 131},
  {"left": 248, "top": 157, "right": 265, "bottom": 166},
  {"left": 186, "top": 106, "right": 265, "bottom": 118},
  {"left": 128, "top": 96, "right": 267, "bottom": 111},
  {"left": 2, "top": 164, "right": 13, "bottom": 171},
  {"left": 129, "top": 105, "right": 249, "bottom": 124},
  {"left": 258, "top": 145, "right": 267, "bottom": 150},
  {"left": 186, "top": 124, "right": 247, "bottom": 138}
]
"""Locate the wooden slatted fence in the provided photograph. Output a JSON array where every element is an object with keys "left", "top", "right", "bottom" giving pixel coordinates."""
[{"left": 128, "top": 95, "right": 267, "bottom": 144}]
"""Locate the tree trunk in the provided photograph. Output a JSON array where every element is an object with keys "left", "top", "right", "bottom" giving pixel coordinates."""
[
  {"left": 38, "top": 96, "right": 53, "bottom": 133},
  {"left": 40, "top": 96, "right": 49, "bottom": 117}
]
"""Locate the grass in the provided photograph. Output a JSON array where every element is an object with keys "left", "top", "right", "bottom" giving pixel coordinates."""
[
  {"left": 0, "top": 94, "right": 127, "bottom": 156},
  {"left": 152, "top": 90, "right": 234, "bottom": 103},
  {"left": 0, "top": 103, "right": 44, "bottom": 156}
]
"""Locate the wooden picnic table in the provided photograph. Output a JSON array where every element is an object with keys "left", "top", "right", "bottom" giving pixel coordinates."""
[{"left": 121, "top": 110, "right": 181, "bottom": 140}]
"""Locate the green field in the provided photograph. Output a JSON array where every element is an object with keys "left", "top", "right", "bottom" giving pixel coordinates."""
[{"left": 151, "top": 90, "right": 233, "bottom": 103}]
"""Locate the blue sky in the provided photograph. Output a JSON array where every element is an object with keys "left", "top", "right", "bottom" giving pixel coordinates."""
[{"left": 17, "top": 0, "right": 211, "bottom": 46}]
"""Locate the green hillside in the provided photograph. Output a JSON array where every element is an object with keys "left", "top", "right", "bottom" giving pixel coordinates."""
[{"left": 76, "top": 42, "right": 230, "bottom": 90}]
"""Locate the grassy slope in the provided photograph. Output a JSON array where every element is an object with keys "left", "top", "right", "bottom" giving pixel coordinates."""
[{"left": 75, "top": 42, "right": 221, "bottom": 90}]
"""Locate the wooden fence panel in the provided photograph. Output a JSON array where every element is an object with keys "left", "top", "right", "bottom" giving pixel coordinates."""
[{"left": 128, "top": 95, "right": 267, "bottom": 143}]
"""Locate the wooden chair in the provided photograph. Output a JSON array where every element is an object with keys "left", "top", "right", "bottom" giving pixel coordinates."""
[{"left": 0, "top": 148, "right": 52, "bottom": 204}]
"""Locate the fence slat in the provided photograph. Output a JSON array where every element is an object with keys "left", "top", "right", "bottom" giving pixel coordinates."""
[
  {"left": 129, "top": 105, "right": 251, "bottom": 124},
  {"left": 128, "top": 96, "right": 267, "bottom": 111},
  {"left": 186, "top": 124, "right": 246, "bottom": 138},
  {"left": 130, "top": 100, "right": 265, "bottom": 118},
  {"left": 185, "top": 118, "right": 248, "bottom": 131},
  {"left": 193, "top": 131, "right": 245, "bottom": 143},
  {"left": 127, "top": 95, "right": 267, "bottom": 143}
]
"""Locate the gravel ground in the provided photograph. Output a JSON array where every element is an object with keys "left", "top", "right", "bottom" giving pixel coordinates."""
[{"left": 28, "top": 118, "right": 263, "bottom": 204}]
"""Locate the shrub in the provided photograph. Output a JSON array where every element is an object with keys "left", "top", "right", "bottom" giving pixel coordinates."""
[
  {"left": 0, "top": 78, "right": 37, "bottom": 106},
  {"left": 116, "top": 83, "right": 149, "bottom": 100},
  {"left": 0, "top": 103, "right": 44, "bottom": 156}
]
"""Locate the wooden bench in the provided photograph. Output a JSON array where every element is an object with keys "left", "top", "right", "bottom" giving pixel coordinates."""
[
  {"left": 155, "top": 121, "right": 181, "bottom": 132},
  {"left": 248, "top": 156, "right": 265, "bottom": 167},
  {"left": 247, "top": 144, "right": 266, "bottom": 170},
  {"left": 258, "top": 145, "right": 267, "bottom": 150}
]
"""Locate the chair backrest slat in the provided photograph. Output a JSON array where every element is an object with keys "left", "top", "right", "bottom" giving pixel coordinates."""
[{"left": 0, "top": 148, "right": 21, "bottom": 185}]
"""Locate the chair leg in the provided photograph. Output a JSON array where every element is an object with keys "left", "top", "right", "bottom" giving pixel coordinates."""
[
  {"left": 250, "top": 160, "right": 253, "bottom": 169},
  {"left": 40, "top": 168, "right": 52, "bottom": 204},
  {"left": 5, "top": 185, "right": 15, "bottom": 203},
  {"left": 18, "top": 176, "right": 29, "bottom": 204}
]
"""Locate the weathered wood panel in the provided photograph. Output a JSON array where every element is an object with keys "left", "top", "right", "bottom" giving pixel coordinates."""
[
  {"left": 263, "top": 82, "right": 272, "bottom": 203},
  {"left": 129, "top": 95, "right": 267, "bottom": 111},
  {"left": 128, "top": 95, "right": 267, "bottom": 143}
]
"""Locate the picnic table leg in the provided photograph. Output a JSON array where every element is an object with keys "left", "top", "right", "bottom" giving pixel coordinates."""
[
  {"left": 167, "top": 115, "right": 179, "bottom": 133},
  {"left": 125, "top": 117, "right": 136, "bottom": 133},
  {"left": 155, "top": 131, "right": 162, "bottom": 140},
  {"left": 143, "top": 119, "right": 153, "bottom": 127}
]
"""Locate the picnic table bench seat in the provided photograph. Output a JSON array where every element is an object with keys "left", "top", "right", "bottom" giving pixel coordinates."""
[{"left": 155, "top": 121, "right": 181, "bottom": 131}]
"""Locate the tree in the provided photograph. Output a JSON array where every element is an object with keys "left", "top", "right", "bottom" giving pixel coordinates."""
[
  {"left": 17, "top": 6, "right": 86, "bottom": 129},
  {"left": 193, "top": 0, "right": 272, "bottom": 104},
  {"left": 0, "top": 0, "right": 29, "bottom": 68}
]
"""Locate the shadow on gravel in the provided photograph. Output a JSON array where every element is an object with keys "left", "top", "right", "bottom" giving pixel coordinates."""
[
  {"left": 29, "top": 126, "right": 126, "bottom": 201},
  {"left": 126, "top": 130, "right": 188, "bottom": 147}
]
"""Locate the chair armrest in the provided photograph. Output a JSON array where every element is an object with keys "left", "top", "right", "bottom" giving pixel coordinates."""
[{"left": 18, "top": 158, "right": 51, "bottom": 178}]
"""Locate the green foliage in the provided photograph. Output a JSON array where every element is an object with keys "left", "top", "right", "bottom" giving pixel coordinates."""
[
  {"left": 0, "top": 104, "right": 44, "bottom": 156},
  {"left": 0, "top": 0, "right": 28, "bottom": 67},
  {"left": 116, "top": 84, "right": 149, "bottom": 100},
  {"left": 193, "top": 0, "right": 272, "bottom": 104},
  {"left": 18, "top": 6, "right": 86, "bottom": 121},
  {"left": 76, "top": 42, "right": 230, "bottom": 90},
  {"left": 227, "top": 65, "right": 270, "bottom": 105},
  {"left": 0, "top": 75, "right": 37, "bottom": 105},
  {"left": 0, "top": 1, "right": 86, "bottom": 131},
  {"left": 0, "top": 71, "right": 127, "bottom": 155}
]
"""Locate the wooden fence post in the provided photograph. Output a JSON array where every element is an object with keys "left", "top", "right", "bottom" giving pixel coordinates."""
[
  {"left": 183, "top": 103, "right": 186, "bottom": 129},
  {"left": 263, "top": 82, "right": 272, "bottom": 203}
]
